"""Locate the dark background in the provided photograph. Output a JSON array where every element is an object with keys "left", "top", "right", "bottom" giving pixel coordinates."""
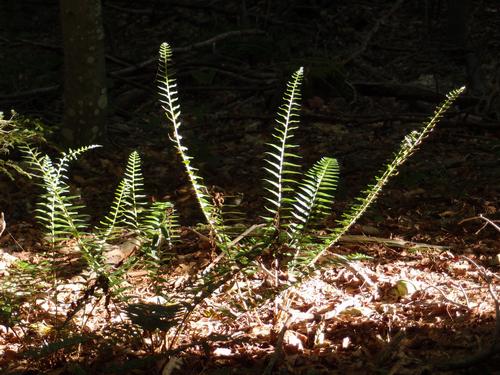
[{"left": 0, "top": 0, "right": 499, "bottom": 240}]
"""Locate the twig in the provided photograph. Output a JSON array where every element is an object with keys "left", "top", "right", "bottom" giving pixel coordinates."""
[
  {"left": 420, "top": 284, "right": 470, "bottom": 310},
  {"left": 0, "top": 212, "right": 5, "bottom": 238},
  {"left": 479, "top": 214, "right": 500, "bottom": 232},
  {"left": 228, "top": 223, "right": 266, "bottom": 247},
  {"left": 339, "top": 234, "right": 450, "bottom": 251},
  {"left": 0, "top": 85, "right": 60, "bottom": 100},
  {"left": 330, "top": 253, "right": 379, "bottom": 295},
  {"left": 459, "top": 214, "right": 500, "bottom": 235}
]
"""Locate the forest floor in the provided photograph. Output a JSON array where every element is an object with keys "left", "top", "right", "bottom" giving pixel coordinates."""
[{"left": 0, "top": 1, "right": 499, "bottom": 374}]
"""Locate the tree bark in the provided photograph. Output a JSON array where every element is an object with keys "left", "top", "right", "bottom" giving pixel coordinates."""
[{"left": 60, "top": 0, "right": 107, "bottom": 146}]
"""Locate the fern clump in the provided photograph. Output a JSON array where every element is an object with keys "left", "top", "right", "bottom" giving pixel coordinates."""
[
  {"left": 21, "top": 145, "right": 180, "bottom": 299},
  {"left": 156, "top": 42, "right": 465, "bottom": 303}
]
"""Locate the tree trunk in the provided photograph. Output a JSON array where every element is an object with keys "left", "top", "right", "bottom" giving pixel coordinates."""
[{"left": 60, "top": 0, "right": 107, "bottom": 146}]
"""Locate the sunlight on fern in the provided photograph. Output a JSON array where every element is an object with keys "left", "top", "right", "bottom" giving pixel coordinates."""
[
  {"left": 306, "top": 86, "right": 466, "bottom": 267},
  {"left": 157, "top": 42, "right": 228, "bottom": 249},
  {"left": 262, "top": 67, "right": 304, "bottom": 235},
  {"left": 288, "top": 156, "right": 339, "bottom": 244}
]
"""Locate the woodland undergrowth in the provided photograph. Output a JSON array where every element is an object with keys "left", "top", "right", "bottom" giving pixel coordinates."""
[{"left": 0, "top": 42, "right": 466, "bottom": 370}]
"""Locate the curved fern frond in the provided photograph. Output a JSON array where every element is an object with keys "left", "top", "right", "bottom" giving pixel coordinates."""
[
  {"left": 288, "top": 157, "right": 339, "bottom": 242},
  {"left": 21, "top": 144, "right": 99, "bottom": 243},
  {"left": 157, "top": 42, "right": 226, "bottom": 247},
  {"left": 20, "top": 144, "right": 102, "bottom": 270},
  {"left": 262, "top": 67, "right": 304, "bottom": 233},
  {"left": 306, "top": 86, "right": 466, "bottom": 267}
]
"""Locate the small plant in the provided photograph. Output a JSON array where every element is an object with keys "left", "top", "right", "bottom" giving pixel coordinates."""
[{"left": 0, "top": 111, "right": 44, "bottom": 180}]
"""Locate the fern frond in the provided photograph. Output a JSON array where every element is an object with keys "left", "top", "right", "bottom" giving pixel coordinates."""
[
  {"left": 307, "top": 86, "right": 466, "bottom": 267},
  {"left": 262, "top": 67, "right": 304, "bottom": 232},
  {"left": 21, "top": 145, "right": 99, "bottom": 243},
  {"left": 20, "top": 144, "right": 103, "bottom": 271},
  {"left": 140, "top": 201, "right": 180, "bottom": 291},
  {"left": 99, "top": 151, "right": 145, "bottom": 239},
  {"left": 142, "top": 201, "right": 181, "bottom": 253},
  {"left": 157, "top": 42, "right": 226, "bottom": 247},
  {"left": 122, "top": 150, "right": 145, "bottom": 229},
  {"left": 288, "top": 157, "right": 339, "bottom": 242}
]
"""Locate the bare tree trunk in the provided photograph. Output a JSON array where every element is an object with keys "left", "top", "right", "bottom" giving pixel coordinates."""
[{"left": 60, "top": 0, "right": 107, "bottom": 146}]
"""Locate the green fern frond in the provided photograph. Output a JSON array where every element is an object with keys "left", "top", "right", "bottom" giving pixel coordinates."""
[
  {"left": 20, "top": 144, "right": 103, "bottom": 270},
  {"left": 262, "top": 67, "right": 304, "bottom": 232},
  {"left": 99, "top": 151, "right": 145, "bottom": 239},
  {"left": 141, "top": 201, "right": 180, "bottom": 291},
  {"left": 99, "top": 178, "right": 131, "bottom": 239},
  {"left": 122, "top": 151, "right": 145, "bottom": 229},
  {"left": 288, "top": 157, "right": 339, "bottom": 242},
  {"left": 157, "top": 42, "right": 226, "bottom": 247},
  {"left": 142, "top": 201, "right": 181, "bottom": 253},
  {"left": 306, "top": 86, "right": 465, "bottom": 267},
  {"left": 21, "top": 144, "right": 99, "bottom": 244}
]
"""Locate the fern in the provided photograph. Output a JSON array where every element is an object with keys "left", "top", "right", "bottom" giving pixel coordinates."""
[
  {"left": 122, "top": 150, "right": 145, "bottom": 229},
  {"left": 303, "top": 86, "right": 466, "bottom": 267},
  {"left": 288, "top": 156, "right": 339, "bottom": 243},
  {"left": 157, "top": 43, "right": 227, "bottom": 248},
  {"left": 21, "top": 144, "right": 105, "bottom": 271},
  {"left": 262, "top": 67, "right": 304, "bottom": 235},
  {"left": 0, "top": 111, "right": 44, "bottom": 180},
  {"left": 99, "top": 151, "right": 145, "bottom": 239},
  {"left": 141, "top": 201, "right": 180, "bottom": 259}
]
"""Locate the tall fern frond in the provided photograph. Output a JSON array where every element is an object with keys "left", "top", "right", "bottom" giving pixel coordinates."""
[
  {"left": 306, "top": 86, "right": 466, "bottom": 267},
  {"left": 99, "top": 178, "right": 130, "bottom": 240},
  {"left": 157, "top": 42, "right": 226, "bottom": 247},
  {"left": 262, "top": 67, "right": 304, "bottom": 233},
  {"left": 99, "top": 151, "right": 145, "bottom": 239},
  {"left": 288, "top": 157, "right": 339, "bottom": 242},
  {"left": 121, "top": 150, "right": 145, "bottom": 229}
]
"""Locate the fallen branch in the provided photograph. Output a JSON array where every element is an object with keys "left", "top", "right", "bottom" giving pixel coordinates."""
[{"left": 339, "top": 234, "right": 450, "bottom": 251}]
